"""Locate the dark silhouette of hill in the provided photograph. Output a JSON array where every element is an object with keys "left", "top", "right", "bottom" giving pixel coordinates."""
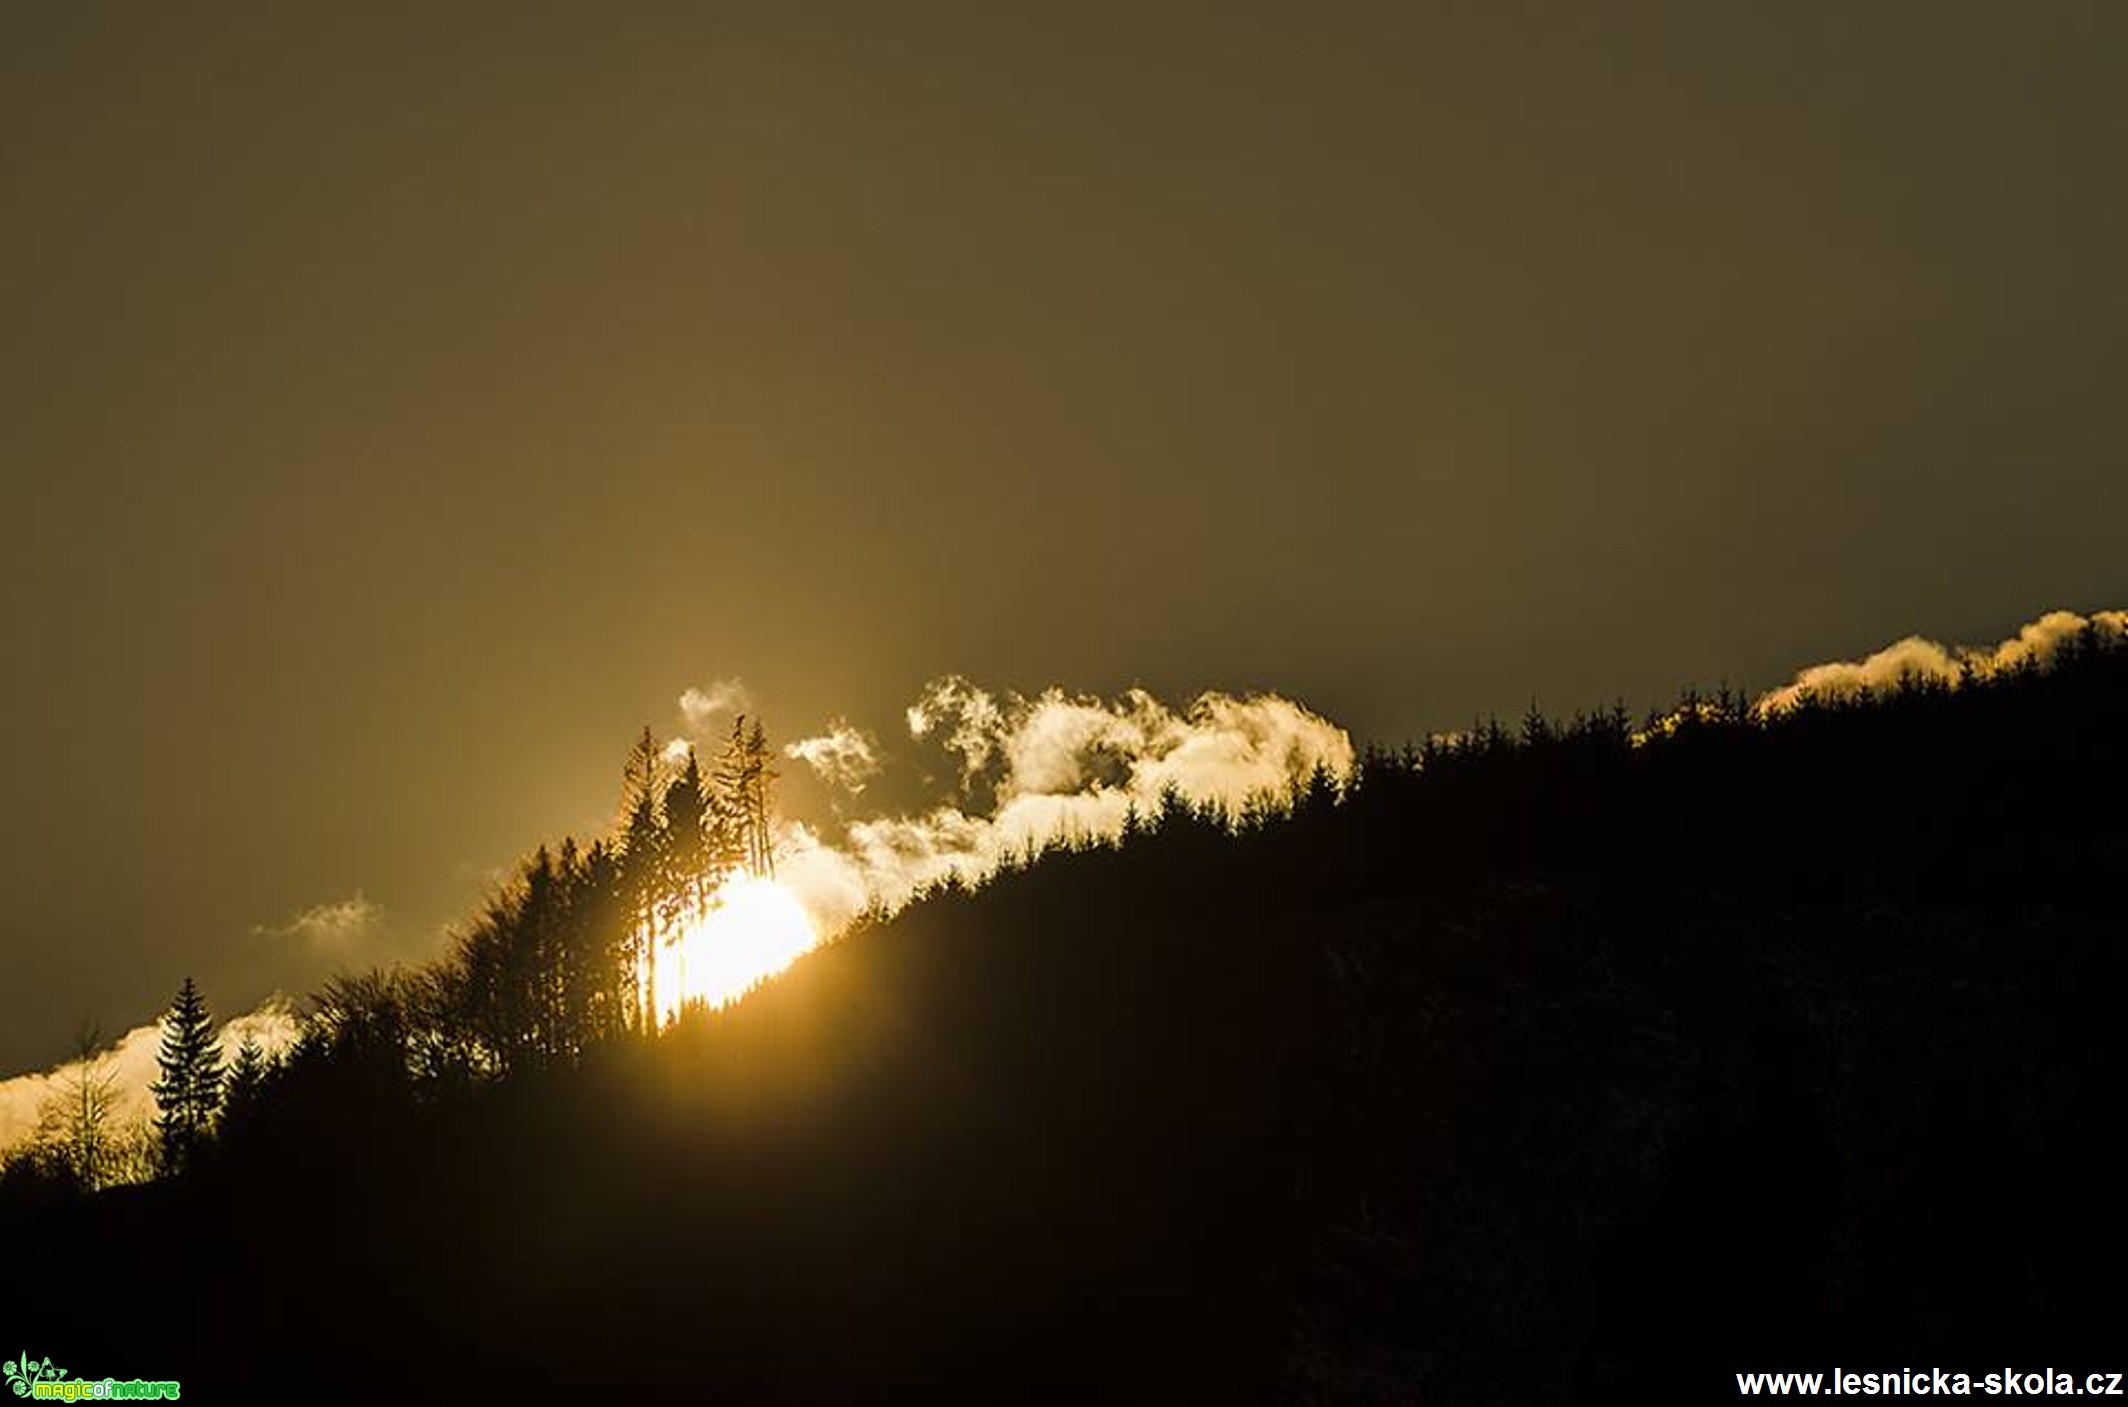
[{"left": 9, "top": 629, "right": 2128, "bottom": 1401}]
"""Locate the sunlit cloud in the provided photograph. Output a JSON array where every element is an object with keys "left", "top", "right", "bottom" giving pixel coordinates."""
[
  {"left": 906, "top": 675, "right": 1007, "bottom": 783},
  {"left": 4, "top": 680, "right": 1351, "bottom": 1148},
  {"left": 779, "top": 681, "right": 1354, "bottom": 934},
  {"left": 253, "top": 894, "right": 383, "bottom": 948},
  {"left": 0, "top": 998, "right": 300, "bottom": 1159},
  {"left": 664, "top": 678, "right": 758, "bottom": 767},
  {"left": 1755, "top": 608, "right": 2128, "bottom": 715},
  {"left": 679, "top": 678, "right": 753, "bottom": 733},
  {"left": 2, "top": 894, "right": 387, "bottom": 1158},
  {"left": 784, "top": 721, "right": 881, "bottom": 793}
]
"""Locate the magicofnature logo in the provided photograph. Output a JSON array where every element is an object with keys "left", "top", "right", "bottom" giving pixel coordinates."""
[
  {"left": 3, "top": 1355, "right": 59, "bottom": 1398},
  {"left": 2, "top": 1356, "right": 178, "bottom": 1401}
]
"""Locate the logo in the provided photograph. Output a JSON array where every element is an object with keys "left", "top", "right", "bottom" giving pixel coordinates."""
[
  {"left": 2, "top": 1357, "right": 57, "bottom": 1399},
  {"left": 2, "top": 1357, "right": 179, "bottom": 1401}
]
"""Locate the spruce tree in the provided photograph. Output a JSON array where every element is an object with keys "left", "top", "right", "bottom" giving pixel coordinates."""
[
  {"left": 714, "top": 716, "right": 778, "bottom": 879},
  {"left": 221, "top": 1037, "right": 268, "bottom": 1126},
  {"left": 663, "top": 748, "right": 712, "bottom": 902},
  {"left": 150, "top": 977, "right": 225, "bottom": 1174},
  {"left": 707, "top": 720, "right": 752, "bottom": 878},
  {"left": 578, "top": 837, "right": 629, "bottom": 1042},
  {"left": 660, "top": 750, "right": 713, "bottom": 1015},
  {"left": 745, "top": 718, "right": 778, "bottom": 879},
  {"left": 617, "top": 728, "right": 668, "bottom": 1033}
]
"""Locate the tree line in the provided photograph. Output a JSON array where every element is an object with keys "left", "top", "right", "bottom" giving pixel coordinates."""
[
  {"left": 7, "top": 617, "right": 2124, "bottom": 1205},
  {"left": 4, "top": 619, "right": 2127, "bottom": 1395},
  {"left": 1, "top": 716, "right": 781, "bottom": 1197}
]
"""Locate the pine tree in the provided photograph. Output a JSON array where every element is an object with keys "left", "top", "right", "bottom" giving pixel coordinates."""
[
  {"left": 660, "top": 749, "right": 715, "bottom": 1015},
  {"left": 617, "top": 727, "right": 668, "bottom": 1033},
  {"left": 714, "top": 716, "right": 779, "bottom": 879},
  {"left": 559, "top": 836, "right": 626, "bottom": 1050},
  {"left": 222, "top": 1037, "right": 268, "bottom": 1124},
  {"left": 745, "top": 718, "right": 778, "bottom": 879},
  {"left": 663, "top": 748, "right": 712, "bottom": 908},
  {"left": 150, "top": 977, "right": 225, "bottom": 1174},
  {"left": 517, "top": 846, "right": 563, "bottom": 1068},
  {"left": 706, "top": 720, "right": 751, "bottom": 879},
  {"left": 214, "top": 1035, "right": 274, "bottom": 1149}
]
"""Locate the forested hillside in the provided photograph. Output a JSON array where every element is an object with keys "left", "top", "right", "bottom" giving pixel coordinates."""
[{"left": 9, "top": 627, "right": 2126, "bottom": 1401}]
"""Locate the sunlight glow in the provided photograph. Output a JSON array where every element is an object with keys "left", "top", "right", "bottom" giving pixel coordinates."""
[{"left": 651, "top": 875, "right": 819, "bottom": 1024}]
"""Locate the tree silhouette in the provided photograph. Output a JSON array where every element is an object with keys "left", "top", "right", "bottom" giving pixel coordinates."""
[
  {"left": 151, "top": 977, "right": 225, "bottom": 1173},
  {"left": 716, "top": 716, "right": 778, "bottom": 879},
  {"left": 561, "top": 836, "right": 627, "bottom": 1049},
  {"left": 660, "top": 748, "right": 715, "bottom": 1013},
  {"left": 618, "top": 727, "right": 668, "bottom": 1033},
  {"left": 11, "top": 632, "right": 2128, "bottom": 1397},
  {"left": 45, "top": 1023, "right": 121, "bottom": 1191},
  {"left": 219, "top": 1036, "right": 270, "bottom": 1141}
]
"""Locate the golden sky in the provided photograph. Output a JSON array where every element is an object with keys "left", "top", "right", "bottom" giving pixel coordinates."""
[{"left": 3, "top": 5, "right": 2124, "bottom": 1070}]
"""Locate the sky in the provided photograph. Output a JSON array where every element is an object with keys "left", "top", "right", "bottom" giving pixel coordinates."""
[{"left": 3, "top": 4, "right": 2124, "bottom": 1075}]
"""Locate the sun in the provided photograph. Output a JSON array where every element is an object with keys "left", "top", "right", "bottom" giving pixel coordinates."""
[{"left": 651, "top": 874, "right": 820, "bottom": 1024}]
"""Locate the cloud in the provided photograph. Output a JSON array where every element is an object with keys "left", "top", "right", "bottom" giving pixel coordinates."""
[
  {"left": 679, "top": 679, "right": 752, "bottom": 733},
  {"left": 0, "top": 998, "right": 301, "bottom": 1160},
  {"left": 778, "top": 681, "right": 1354, "bottom": 933},
  {"left": 2, "top": 893, "right": 390, "bottom": 1159},
  {"left": 1755, "top": 608, "right": 2128, "bottom": 715},
  {"left": 254, "top": 894, "right": 383, "bottom": 948},
  {"left": 0, "top": 680, "right": 1352, "bottom": 1152},
  {"left": 906, "top": 675, "right": 1007, "bottom": 783},
  {"left": 784, "top": 721, "right": 881, "bottom": 793}
]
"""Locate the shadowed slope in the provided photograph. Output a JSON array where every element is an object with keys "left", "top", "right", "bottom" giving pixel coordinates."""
[{"left": 11, "top": 637, "right": 2128, "bottom": 1401}]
